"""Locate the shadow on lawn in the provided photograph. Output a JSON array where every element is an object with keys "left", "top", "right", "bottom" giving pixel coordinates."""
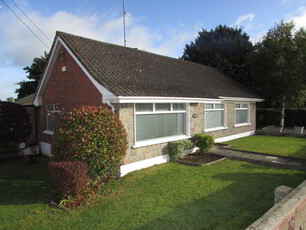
[
  {"left": 134, "top": 166, "right": 306, "bottom": 230},
  {"left": 0, "top": 157, "right": 50, "bottom": 205},
  {"left": 288, "top": 144, "right": 306, "bottom": 160}
]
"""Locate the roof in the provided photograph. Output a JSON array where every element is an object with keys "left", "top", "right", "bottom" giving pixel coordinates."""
[
  {"left": 56, "top": 31, "right": 259, "bottom": 99},
  {"left": 15, "top": 93, "right": 35, "bottom": 105}
]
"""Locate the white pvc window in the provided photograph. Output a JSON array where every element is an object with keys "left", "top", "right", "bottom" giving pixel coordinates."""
[
  {"left": 235, "top": 103, "right": 249, "bottom": 125},
  {"left": 46, "top": 104, "right": 61, "bottom": 131},
  {"left": 135, "top": 103, "right": 187, "bottom": 142},
  {"left": 204, "top": 103, "right": 226, "bottom": 131}
]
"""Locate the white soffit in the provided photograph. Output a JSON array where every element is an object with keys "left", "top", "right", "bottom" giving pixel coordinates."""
[
  {"left": 109, "top": 96, "right": 224, "bottom": 104},
  {"left": 219, "top": 96, "right": 264, "bottom": 102}
]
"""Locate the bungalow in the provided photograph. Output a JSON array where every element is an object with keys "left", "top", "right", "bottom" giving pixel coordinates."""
[{"left": 33, "top": 31, "right": 263, "bottom": 176}]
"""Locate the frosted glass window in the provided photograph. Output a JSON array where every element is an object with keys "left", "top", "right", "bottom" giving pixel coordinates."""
[
  {"left": 54, "top": 104, "right": 61, "bottom": 111},
  {"left": 242, "top": 104, "right": 248, "bottom": 108},
  {"left": 205, "top": 104, "right": 213, "bottom": 109},
  {"left": 46, "top": 104, "right": 61, "bottom": 131},
  {"left": 205, "top": 110, "right": 224, "bottom": 129},
  {"left": 173, "top": 103, "right": 186, "bottom": 111},
  {"left": 136, "top": 103, "right": 153, "bottom": 112},
  {"left": 236, "top": 110, "right": 248, "bottom": 124},
  {"left": 204, "top": 103, "right": 225, "bottom": 129},
  {"left": 155, "top": 103, "right": 171, "bottom": 111},
  {"left": 215, "top": 104, "right": 224, "bottom": 109},
  {"left": 47, "top": 105, "right": 54, "bottom": 112},
  {"left": 136, "top": 113, "right": 186, "bottom": 141}
]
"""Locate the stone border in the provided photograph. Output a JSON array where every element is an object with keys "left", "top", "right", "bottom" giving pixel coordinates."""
[
  {"left": 174, "top": 156, "right": 227, "bottom": 167},
  {"left": 214, "top": 143, "right": 232, "bottom": 148},
  {"left": 49, "top": 201, "right": 69, "bottom": 211},
  {"left": 256, "top": 130, "right": 306, "bottom": 138},
  {"left": 221, "top": 147, "right": 306, "bottom": 163}
]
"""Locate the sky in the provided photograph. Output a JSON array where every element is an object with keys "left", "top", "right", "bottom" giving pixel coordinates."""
[{"left": 0, "top": 0, "right": 306, "bottom": 100}]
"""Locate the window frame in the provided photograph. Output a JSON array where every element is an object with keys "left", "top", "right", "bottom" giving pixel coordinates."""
[
  {"left": 204, "top": 102, "right": 228, "bottom": 132},
  {"left": 44, "top": 103, "right": 61, "bottom": 134},
  {"left": 234, "top": 103, "right": 251, "bottom": 127},
  {"left": 133, "top": 103, "right": 190, "bottom": 148}
]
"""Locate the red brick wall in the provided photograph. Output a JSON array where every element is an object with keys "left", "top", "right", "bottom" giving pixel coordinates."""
[{"left": 38, "top": 44, "right": 103, "bottom": 144}]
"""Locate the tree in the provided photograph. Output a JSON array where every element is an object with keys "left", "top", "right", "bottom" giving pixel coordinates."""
[
  {"left": 6, "top": 97, "right": 15, "bottom": 103},
  {"left": 15, "top": 52, "right": 48, "bottom": 99},
  {"left": 249, "top": 21, "right": 306, "bottom": 127},
  {"left": 182, "top": 25, "right": 254, "bottom": 87}
]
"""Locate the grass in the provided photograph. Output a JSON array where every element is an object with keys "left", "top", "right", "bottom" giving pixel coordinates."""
[
  {"left": 0, "top": 156, "right": 305, "bottom": 230},
  {"left": 225, "top": 135, "right": 306, "bottom": 159}
]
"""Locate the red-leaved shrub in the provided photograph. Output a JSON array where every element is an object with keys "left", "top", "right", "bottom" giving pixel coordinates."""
[
  {"left": 52, "top": 106, "right": 128, "bottom": 181},
  {"left": 48, "top": 161, "right": 89, "bottom": 197}
]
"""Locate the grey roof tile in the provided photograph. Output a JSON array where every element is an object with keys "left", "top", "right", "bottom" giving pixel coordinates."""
[{"left": 57, "top": 31, "right": 259, "bottom": 99}]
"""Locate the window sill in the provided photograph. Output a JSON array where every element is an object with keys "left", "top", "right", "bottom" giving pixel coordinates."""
[
  {"left": 133, "top": 135, "right": 191, "bottom": 148},
  {"left": 43, "top": 130, "right": 54, "bottom": 135},
  {"left": 204, "top": 127, "right": 228, "bottom": 132},
  {"left": 234, "top": 123, "right": 251, "bottom": 128}
]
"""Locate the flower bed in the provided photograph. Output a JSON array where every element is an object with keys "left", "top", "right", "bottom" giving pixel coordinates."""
[{"left": 175, "top": 153, "right": 226, "bottom": 166}]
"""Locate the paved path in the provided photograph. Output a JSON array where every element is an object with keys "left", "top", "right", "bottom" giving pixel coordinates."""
[{"left": 209, "top": 147, "right": 306, "bottom": 171}]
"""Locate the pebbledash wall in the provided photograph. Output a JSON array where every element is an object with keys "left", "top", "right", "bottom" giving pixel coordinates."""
[
  {"left": 37, "top": 40, "right": 257, "bottom": 175},
  {"left": 116, "top": 102, "right": 256, "bottom": 175}
]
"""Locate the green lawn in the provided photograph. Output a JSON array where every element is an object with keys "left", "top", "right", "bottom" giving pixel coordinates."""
[
  {"left": 0, "top": 157, "right": 305, "bottom": 230},
  {"left": 225, "top": 135, "right": 306, "bottom": 159}
]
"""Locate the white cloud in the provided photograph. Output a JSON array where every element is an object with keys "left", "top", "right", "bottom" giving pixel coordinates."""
[
  {"left": 287, "top": 6, "right": 306, "bottom": 29},
  {"left": 0, "top": 8, "right": 197, "bottom": 100},
  {"left": 234, "top": 13, "right": 255, "bottom": 26},
  {"left": 0, "top": 9, "right": 196, "bottom": 67}
]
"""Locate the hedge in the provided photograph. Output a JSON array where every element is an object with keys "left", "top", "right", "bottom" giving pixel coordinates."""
[
  {"left": 257, "top": 108, "right": 306, "bottom": 128},
  {"left": 168, "top": 139, "right": 194, "bottom": 160},
  {"left": 48, "top": 161, "right": 89, "bottom": 197}
]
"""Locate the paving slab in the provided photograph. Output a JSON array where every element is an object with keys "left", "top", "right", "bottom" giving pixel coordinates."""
[{"left": 209, "top": 148, "right": 306, "bottom": 170}]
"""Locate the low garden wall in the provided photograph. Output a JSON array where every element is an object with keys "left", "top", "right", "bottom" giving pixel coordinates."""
[{"left": 247, "top": 180, "right": 306, "bottom": 230}]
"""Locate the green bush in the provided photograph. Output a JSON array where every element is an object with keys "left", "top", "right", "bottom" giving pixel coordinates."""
[
  {"left": 52, "top": 106, "right": 128, "bottom": 181},
  {"left": 193, "top": 134, "right": 214, "bottom": 153},
  {"left": 0, "top": 102, "right": 31, "bottom": 146},
  {"left": 168, "top": 139, "right": 194, "bottom": 160}
]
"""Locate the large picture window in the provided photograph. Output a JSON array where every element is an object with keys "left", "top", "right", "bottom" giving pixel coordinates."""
[
  {"left": 46, "top": 104, "right": 61, "bottom": 131},
  {"left": 135, "top": 103, "right": 187, "bottom": 142},
  {"left": 204, "top": 103, "right": 226, "bottom": 131},
  {"left": 235, "top": 103, "right": 249, "bottom": 125}
]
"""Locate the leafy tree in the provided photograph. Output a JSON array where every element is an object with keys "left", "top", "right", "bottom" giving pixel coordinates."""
[
  {"left": 15, "top": 52, "right": 48, "bottom": 99},
  {"left": 249, "top": 21, "right": 306, "bottom": 127},
  {"left": 182, "top": 25, "right": 254, "bottom": 87},
  {"left": 6, "top": 97, "right": 15, "bottom": 103}
]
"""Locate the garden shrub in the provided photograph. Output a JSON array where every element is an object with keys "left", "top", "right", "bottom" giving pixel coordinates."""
[
  {"left": 168, "top": 139, "right": 194, "bottom": 160},
  {"left": 193, "top": 134, "right": 214, "bottom": 153},
  {"left": 48, "top": 161, "right": 89, "bottom": 197},
  {"left": 0, "top": 102, "right": 31, "bottom": 145},
  {"left": 0, "top": 102, "right": 31, "bottom": 157},
  {"left": 52, "top": 106, "right": 128, "bottom": 181}
]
